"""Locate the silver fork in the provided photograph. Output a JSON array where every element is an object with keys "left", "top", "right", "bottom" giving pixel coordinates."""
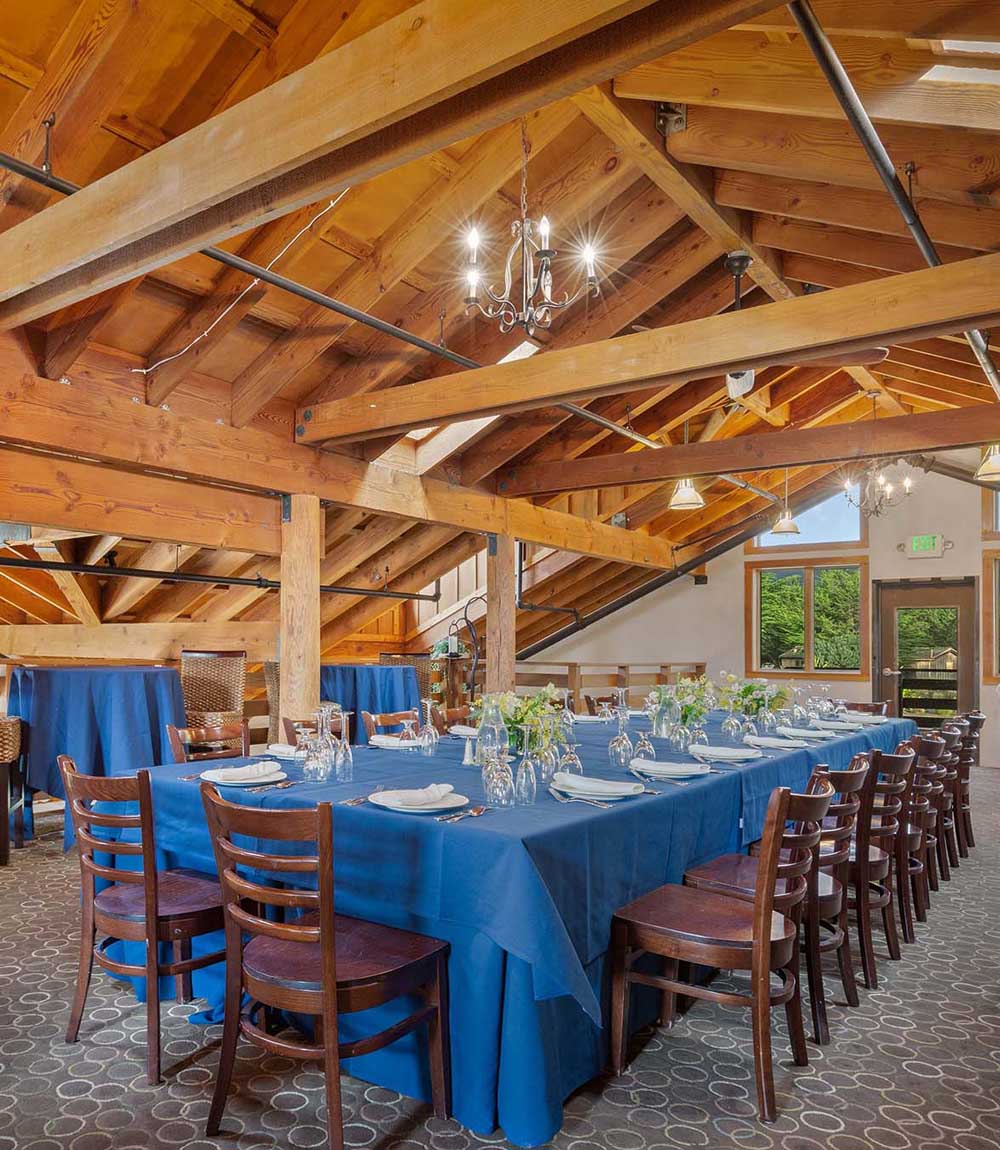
[
  {"left": 437, "top": 805, "right": 490, "bottom": 823},
  {"left": 340, "top": 785, "right": 384, "bottom": 806},
  {"left": 549, "top": 788, "right": 613, "bottom": 809},
  {"left": 629, "top": 767, "right": 687, "bottom": 788}
]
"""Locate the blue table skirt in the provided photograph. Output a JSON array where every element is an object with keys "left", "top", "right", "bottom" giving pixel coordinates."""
[
  {"left": 107, "top": 712, "right": 914, "bottom": 1146},
  {"left": 7, "top": 665, "right": 186, "bottom": 847},
  {"left": 320, "top": 664, "right": 420, "bottom": 744}
]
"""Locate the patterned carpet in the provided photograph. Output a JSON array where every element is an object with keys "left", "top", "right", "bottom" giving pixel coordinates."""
[{"left": 2, "top": 774, "right": 999, "bottom": 1150}]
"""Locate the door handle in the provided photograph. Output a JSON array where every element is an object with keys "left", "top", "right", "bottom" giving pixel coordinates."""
[{"left": 882, "top": 668, "right": 902, "bottom": 677}]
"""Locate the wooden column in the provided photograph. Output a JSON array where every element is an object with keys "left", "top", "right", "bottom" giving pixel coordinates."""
[
  {"left": 279, "top": 493, "right": 321, "bottom": 723},
  {"left": 485, "top": 533, "right": 517, "bottom": 694}
]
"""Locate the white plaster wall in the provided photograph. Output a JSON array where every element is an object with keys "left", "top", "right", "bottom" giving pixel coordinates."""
[{"left": 534, "top": 455, "right": 1000, "bottom": 763}]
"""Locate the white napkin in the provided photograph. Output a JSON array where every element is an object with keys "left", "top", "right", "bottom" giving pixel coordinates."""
[
  {"left": 208, "top": 761, "right": 280, "bottom": 783},
  {"left": 844, "top": 711, "right": 887, "bottom": 725},
  {"left": 571, "top": 714, "right": 608, "bottom": 723},
  {"left": 449, "top": 724, "right": 479, "bottom": 738},
  {"left": 776, "top": 725, "right": 837, "bottom": 740},
  {"left": 267, "top": 743, "right": 304, "bottom": 757},
  {"left": 378, "top": 783, "right": 454, "bottom": 808},
  {"left": 744, "top": 734, "right": 809, "bottom": 750},
  {"left": 813, "top": 719, "right": 863, "bottom": 731},
  {"left": 630, "top": 758, "right": 710, "bottom": 777},
  {"left": 690, "top": 744, "right": 763, "bottom": 763},
  {"left": 552, "top": 771, "right": 639, "bottom": 796},
  {"left": 370, "top": 734, "right": 404, "bottom": 748}
]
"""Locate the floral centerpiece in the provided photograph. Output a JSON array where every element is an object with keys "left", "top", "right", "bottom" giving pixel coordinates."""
[
  {"left": 646, "top": 676, "right": 714, "bottom": 731},
  {"left": 471, "top": 683, "right": 565, "bottom": 753},
  {"left": 717, "top": 673, "right": 786, "bottom": 718}
]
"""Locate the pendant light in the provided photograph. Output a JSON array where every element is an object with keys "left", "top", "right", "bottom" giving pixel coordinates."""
[
  {"left": 771, "top": 468, "right": 799, "bottom": 535},
  {"left": 977, "top": 444, "right": 1000, "bottom": 480},
  {"left": 668, "top": 421, "right": 705, "bottom": 510}
]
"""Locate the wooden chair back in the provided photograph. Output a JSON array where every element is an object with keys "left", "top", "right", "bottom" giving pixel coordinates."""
[
  {"left": 430, "top": 706, "right": 470, "bottom": 735},
  {"left": 166, "top": 721, "right": 250, "bottom": 763},
  {"left": 771, "top": 771, "right": 836, "bottom": 916},
  {"left": 281, "top": 714, "right": 346, "bottom": 744},
  {"left": 835, "top": 700, "right": 888, "bottom": 716},
  {"left": 867, "top": 745, "right": 917, "bottom": 858},
  {"left": 58, "top": 756, "right": 156, "bottom": 905},
  {"left": 584, "top": 694, "right": 615, "bottom": 716},
  {"left": 818, "top": 753, "right": 870, "bottom": 873},
  {"left": 361, "top": 709, "right": 419, "bottom": 739}
]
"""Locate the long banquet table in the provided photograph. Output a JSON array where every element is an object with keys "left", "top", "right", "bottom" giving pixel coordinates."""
[
  {"left": 319, "top": 663, "right": 420, "bottom": 744},
  {"left": 123, "top": 711, "right": 914, "bottom": 1146}
]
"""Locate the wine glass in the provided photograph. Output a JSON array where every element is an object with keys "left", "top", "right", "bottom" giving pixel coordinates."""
[
  {"left": 720, "top": 701, "right": 742, "bottom": 743},
  {"left": 597, "top": 700, "right": 614, "bottom": 723},
  {"left": 608, "top": 709, "right": 634, "bottom": 770},
  {"left": 514, "top": 721, "right": 539, "bottom": 806},
  {"left": 559, "top": 741, "right": 584, "bottom": 775},
  {"left": 482, "top": 751, "right": 514, "bottom": 808},
  {"left": 335, "top": 732, "right": 353, "bottom": 783},
  {"left": 739, "top": 708, "right": 758, "bottom": 739},
  {"left": 397, "top": 717, "right": 419, "bottom": 750},
  {"left": 302, "top": 735, "right": 321, "bottom": 780},
  {"left": 689, "top": 725, "right": 709, "bottom": 748},
  {"left": 669, "top": 725, "right": 691, "bottom": 753},
  {"left": 537, "top": 714, "right": 560, "bottom": 784},
  {"left": 418, "top": 699, "right": 439, "bottom": 756},
  {"left": 634, "top": 729, "right": 656, "bottom": 761}
]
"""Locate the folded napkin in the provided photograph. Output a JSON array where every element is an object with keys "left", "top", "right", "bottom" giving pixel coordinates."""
[
  {"left": 378, "top": 783, "right": 454, "bottom": 808},
  {"left": 844, "top": 711, "right": 887, "bottom": 724},
  {"left": 208, "top": 761, "right": 280, "bottom": 783},
  {"left": 571, "top": 714, "right": 608, "bottom": 723},
  {"left": 268, "top": 743, "right": 304, "bottom": 757},
  {"left": 370, "top": 733, "right": 402, "bottom": 748},
  {"left": 630, "top": 757, "right": 709, "bottom": 777},
  {"left": 449, "top": 724, "right": 479, "bottom": 738},
  {"left": 690, "top": 744, "right": 763, "bottom": 763},
  {"left": 552, "top": 771, "right": 638, "bottom": 796},
  {"left": 814, "top": 719, "right": 862, "bottom": 731},
  {"left": 744, "top": 734, "right": 809, "bottom": 750},
  {"left": 776, "top": 725, "right": 836, "bottom": 740}
]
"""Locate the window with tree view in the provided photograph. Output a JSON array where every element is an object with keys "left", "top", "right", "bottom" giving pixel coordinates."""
[{"left": 754, "top": 563, "right": 863, "bottom": 674}]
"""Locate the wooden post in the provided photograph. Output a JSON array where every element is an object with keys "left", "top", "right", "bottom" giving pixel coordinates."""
[
  {"left": 279, "top": 494, "right": 321, "bottom": 724},
  {"left": 566, "top": 662, "right": 582, "bottom": 712},
  {"left": 485, "top": 533, "right": 516, "bottom": 694}
]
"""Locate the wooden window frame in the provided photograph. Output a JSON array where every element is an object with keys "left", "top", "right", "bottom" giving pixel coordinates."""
[
  {"left": 982, "top": 550, "right": 1000, "bottom": 684},
  {"left": 981, "top": 487, "right": 1000, "bottom": 542},
  {"left": 745, "top": 556, "right": 871, "bottom": 682},
  {"left": 744, "top": 492, "right": 868, "bottom": 556}
]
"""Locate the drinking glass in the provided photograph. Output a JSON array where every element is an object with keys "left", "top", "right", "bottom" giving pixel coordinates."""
[
  {"left": 669, "top": 725, "right": 691, "bottom": 753},
  {"left": 335, "top": 734, "right": 353, "bottom": 783},
  {"left": 740, "top": 710, "right": 759, "bottom": 738},
  {"left": 689, "top": 726, "right": 709, "bottom": 748},
  {"left": 597, "top": 700, "right": 614, "bottom": 723},
  {"left": 758, "top": 707, "right": 777, "bottom": 734},
  {"left": 294, "top": 724, "right": 313, "bottom": 757},
  {"left": 537, "top": 714, "right": 560, "bottom": 784},
  {"left": 302, "top": 736, "right": 321, "bottom": 780},
  {"left": 634, "top": 729, "right": 656, "bottom": 760},
  {"left": 398, "top": 717, "right": 419, "bottom": 750},
  {"left": 720, "top": 703, "right": 742, "bottom": 743},
  {"left": 559, "top": 742, "right": 584, "bottom": 775},
  {"left": 477, "top": 694, "right": 509, "bottom": 764},
  {"left": 608, "top": 709, "right": 634, "bottom": 770},
  {"left": 514, "top": 722, "right": 539, "bottom": 806},
  {"left": 417, "top": 699, "right": 439, "bottom": 756},
  {"left": 482, "top": 751, "right": 514, "bottom": 808}
]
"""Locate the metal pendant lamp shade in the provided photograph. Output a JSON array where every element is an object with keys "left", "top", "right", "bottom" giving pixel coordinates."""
[
  {"left": 976, "top": 444, "right": 1000, "bottom": 481},
  {"left": 771, "top": 469, "right": 800, "bottom": 535},
  {"left": 669, "top": 477, "right": 704, "bottom": 511}
]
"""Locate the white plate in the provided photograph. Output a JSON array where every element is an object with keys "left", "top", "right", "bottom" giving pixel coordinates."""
[
  {"left": 552, "top": 780, "right": 643, "bottom": 801},
  {"left": 368, "top": 791, "right": 469, "bottom": 814},
  {"left": 571, "top": 714, "right": 609, "bottom": 723},
  {"left": 631, "top": 760, "right": 712, "bottom": 779},
  {"left": 776, "top": 726, "right": 838, "bottom": 740},
  {"left": 844, "top": 712, "right": 887, "bottom": 725},
  {"left": 690, "top": 745, "right": 763, "bottom": 763},
  {"left": 201, "top": 768, "right": 287, "bottom": 787}
]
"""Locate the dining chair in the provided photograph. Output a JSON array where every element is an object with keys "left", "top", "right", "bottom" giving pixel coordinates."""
[
  {"left": 430, "top": 705, "right": 470, "bottom": 735},
  {"left": 0, "top": 716, "right": 25, "bottom": 866},
  {"left": 935, "top": 724, "right": 963, "bottom": 868},
  {"left": 584, "top": 694, "right": 615, "bottom": 716},
  {"left": 687, "top": 758, "right": 870, "bottom": 1046},
  {"left": 834, "top": 700, "right": 888, "bottom": 716},
  {"left": 166, "top": 721, "right": 250, "bottom": 763},
  {"left": 958, "top": 713, "right": 981, "bottom": 849},
  {"left": 609, "top": 777, "right": 834, "bottom": 1121},
  {"left": 281, "top": 714, "right": 347, "bottom": 744},
  {"left": 179, "top": 649, "right": 247, "bottom": 720},
  {"left": 199, "top": 783, "right": 451, "bottom": 1144},
  {"left": 361, "top": 709, "right": 419, "bottom": 740},
  {"left": 58, "top": 757, "right": 225, "bottom": 1084}
]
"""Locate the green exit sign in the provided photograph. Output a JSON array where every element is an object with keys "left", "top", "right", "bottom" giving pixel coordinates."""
[{"left": 908, "top": 533, "right": 944, "bottom": 558}]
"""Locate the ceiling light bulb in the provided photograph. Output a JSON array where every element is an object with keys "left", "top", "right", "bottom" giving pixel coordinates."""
[
  {"left": 977, "top": 444, "right": 1000, "bottom": 480},
  {"left": 876, "top": 472, "right": 885, "bottom": 487},
  {"left": 885, "top": 481, "right": 894, "bottom": 496},
  {"left": 844, "top": 478, "right": 852, "bottom": 491},
  {"left": 668, "top": 477, "right": 704, "bottom": 511},
  {"left": 582, "top": 243, "right": 597, "bottom": 279},
  {"left": 467, "top": 227, "right": 480, "bottom": 257},
  {"left": 903, "top": 475, "right": 912, "bottom": 492},
  {"left": 466, "top": 267, "right": 480, "bottom": 289},
  {"left": 539, "top": 216, "right": 550, "bottom": 246}
]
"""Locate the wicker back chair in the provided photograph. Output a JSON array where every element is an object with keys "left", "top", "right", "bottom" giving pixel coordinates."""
[
  {"left": 0, "top": 716, "right": 25, "bottom": 865},
  {"left": 263, "top": 660, "right": 281, "bottom": 745},
  {"left": 180, "top": 650, "right": 247, "bottom": 750},
  {"left": 379, "top": 653, "right": 431, "bottom": 698}
]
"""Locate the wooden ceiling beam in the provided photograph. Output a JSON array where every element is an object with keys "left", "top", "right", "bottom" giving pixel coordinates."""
[
  {"left": 0, "top": 620, "right": 278, "bottom": 662},
  {"left": 135, "top": 549, "right": 253, "bottom": 622},
  {"left": 101, "top": 542, "right": 201, "bottom": 620},
  {"left": 715, "top": 170, "right": 1000, "bottom": 253},
  {"left": 31, "top": 540, "right": 102, "bottom": 624},
  {"left": 297, "top": 253, "right": 1000, "bottom": 443},
  {"left": 498, "top": 402, "right": 1000, "bottom": 497},
  {"left": 573, "top": 83, "right": 798, "bottom": 302},
  {"left": 188, "top": 0, "right": 278, "bottom": 50},
  {"left": 1, "top": 373, "right": 676, "bottom": 569},
  {"left": 0, "top": 0, "right": 777, "bottom": 327},
  {"left": 735, "top": 2, "right": 1000, "bottom": 41},
  {"left": 614, "top": 30, "right": 1000, "bottom": 133}
]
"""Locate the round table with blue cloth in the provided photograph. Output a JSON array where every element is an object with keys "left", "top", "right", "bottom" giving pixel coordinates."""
[
  {"left": 6, "top": 664, "right": 186, "bottom": 847},
  {"left": 320, "top": 663, "right": 421, "bottom": 744}
]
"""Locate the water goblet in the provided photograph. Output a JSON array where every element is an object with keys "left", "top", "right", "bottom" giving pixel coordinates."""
[
  {"left": 669, "top": 725, "right": 691, "bottom": 753},
  {"left": 514, "top": 725, "right": 538, "bottom": 806},
  {"left": 740, "top": 713, "right": 759, "bottom": 738},
  {"left": 483, "top": 752, "right": 515, "bottom": 808},
  {"left": 720, "top": 705, "right": 742, "bottom": 744},
  {"left": 597, "top": 700, "right": 614, "bottom": 723},
  {"left": 758, "top": 708, "right": 777, "bottom": 734},
  {"left": 689, "top": 726, "right": 709, "bottom": 748},
  {"left": 397, "top": 717, "right": 419, "bottom": 751},
  {"left": 634, "top": 729, "right": 656, "bottom": 761},
  {"left": 417, "top": 698, "right": 439, "bottom": 756},
  {"left": 537, "top": 715, "right": 561, "bottom": 784},
  {"left": 608, "top": 710, "right": 634, "bottom": 770},
  {"left": 302, "top": 736, "right": 321, "bottom": 780},
  {"left": 558, "top": 742, "right": 584, "bottom": 775},
  {"left": 335, "top": 735, "right": 354, "bottom": 783}
]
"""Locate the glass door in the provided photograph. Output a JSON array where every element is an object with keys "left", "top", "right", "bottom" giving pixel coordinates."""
[{"left": 876, "top": 580, "right": 977, "bottom": 724}]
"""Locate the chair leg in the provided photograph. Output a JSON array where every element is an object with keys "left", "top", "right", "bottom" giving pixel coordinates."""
[
  {"left": 206, "top": 950, "right": 242, "bottom": 1137},
  {"left": 608, "top": 923, "right": 630, "bottom": 1076},
  {"left": 145, "top": 935, "right": 162, "bottom": 1086},
  {"left": 854, "top": 878, "right": 878, "bottom": 990},
  {"left": 322, "top": 1007, "right": 346, "bottom": 1150},
  {"left": 173, "top": 940, "right": 192, "bottom": 1004},
  {"left": 911, "top": 858, "right": 928, "bottom": 925},
  {"left": 944, "top": 816, "right": 959, "bottom": 871},
  {"left": 936, "top": 822, "right": 951, "bottom": 881},
  {"left": 894, "top": 857, "right": 916, "bottom": 944},
  {"left": 751, "top": 964, "right": 777, "bottom": 1122},
  {"left": 0, "top": 762, "right": 10, "bottom": 867},
  {"left": 803, "top": 910, "right": 829, "bottom": 1046},
  {"left": 926, "top": 836, "right": 939, "bottom": 893},
  {"left": 881, "top": 885, "right": 901, "bottom": 962},
  {"left": 835, "top": 902, "right": 860, "bottom": 1009},
  {"left": 783, "top": 934, "right": 809, "bottom": 1067},
  {"left": 658, "top": 957, "right": 678, "bottom": 1028},
  {"left": 426, "top": 954, "right": 452, "bottom": 1120},
  {"left": 66, "top": 896, "right": 95, "bottom": 1043},
  {"left": 963, "top": 800, "right": 976, "bottom": 848}
]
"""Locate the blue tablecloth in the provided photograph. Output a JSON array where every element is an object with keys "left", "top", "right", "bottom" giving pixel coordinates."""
[
  {"left": 7, "top": 665, "right": 185, "bottom": 847},
  {"left": 320, "top": 663, "right": 420, "bottom": 744},
  {"left": 113, "top": 712, "right": 913, "bottom": 1145}
]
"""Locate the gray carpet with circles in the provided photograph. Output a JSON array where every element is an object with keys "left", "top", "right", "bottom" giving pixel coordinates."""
[{"left": 2, "top": 773, "right": 1000, "bottom": 1150}]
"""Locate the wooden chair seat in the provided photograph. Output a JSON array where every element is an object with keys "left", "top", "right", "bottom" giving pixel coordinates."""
[
  {"left": 95, "top": 868, "right": 223, "bottom": 923},
  {"left": 848, "top": 842, "right": 890, "bottom": 876},
  {"left": 244, "top": 912, "right": 448, "bottom": 992},
  {"left": 686, "top": 853, "right": 842, "bottom": 918},
  {"left": 615, "top": 883, "right": 796, "bottom": 964}
]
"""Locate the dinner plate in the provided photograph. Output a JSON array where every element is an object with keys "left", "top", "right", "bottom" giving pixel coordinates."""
[
  {"left": 631, "top": 760, "right": 712, "bottom": 779},
  {"left": 552, "top": 780, "right": 643, "bottom": 801},
  {"left": 368, "top": 791, "right": 468, "bottom": 814},
  {"left": 571, "top": 715, "right": 609, "bottom": 723},
  {"left": 201, "top": 768, "right": 287, "bottom": 787},
  {"left": 844, "top": 712, "right": 887, "bottom": 725}
]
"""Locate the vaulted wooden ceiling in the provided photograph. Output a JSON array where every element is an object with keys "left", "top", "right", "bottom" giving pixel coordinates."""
[{"left": 0, "top": 0, "right": 998, "bottom": 657}]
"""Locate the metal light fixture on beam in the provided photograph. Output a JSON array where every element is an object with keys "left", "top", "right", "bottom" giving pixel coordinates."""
[
  {"left": 668, "top": 421, "right": 705, "bottom": 511},
  {"left": 770, "top": 469, "right": 800, "bottom": 535},
  {"left": 462, "top": 119, "right": 599, "bottom": 336}
]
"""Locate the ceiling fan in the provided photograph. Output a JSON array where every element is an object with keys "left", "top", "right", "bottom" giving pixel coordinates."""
[{"left": 721, "top": 251, "right": 889, "bottom": 401}]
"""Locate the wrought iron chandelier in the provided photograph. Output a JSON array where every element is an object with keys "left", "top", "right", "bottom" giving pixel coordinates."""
[
  {"left": 842, "top": 394, "right": 914, "bottom": 518},
  {"left": 463, "top": 120, "right": 599, "bottom": 335}
]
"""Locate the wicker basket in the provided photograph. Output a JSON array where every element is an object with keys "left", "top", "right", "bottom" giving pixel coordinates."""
[
  {"left": 0, "top": 716, "right": 20, "bottom": 763},
  {"left": 180, "top": 651, "right": 246, "bottom": 715}
]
